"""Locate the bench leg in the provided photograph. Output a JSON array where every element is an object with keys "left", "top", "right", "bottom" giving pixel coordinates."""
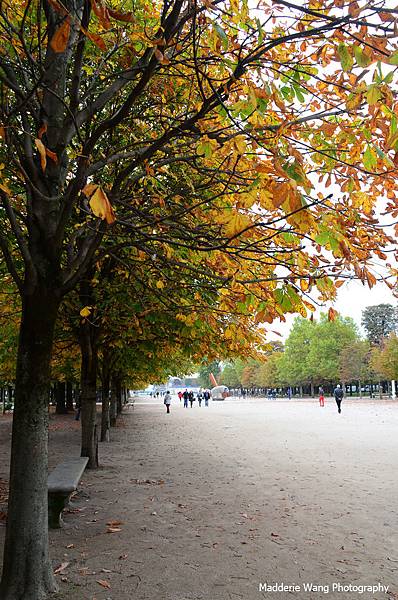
[{"left": 48, "top": 492, "right": 70, "bottom": 528}]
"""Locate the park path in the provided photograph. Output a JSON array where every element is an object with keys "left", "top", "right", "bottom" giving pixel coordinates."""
[{"left": 2, "top": 397, "right": 398, "bottom": 600}]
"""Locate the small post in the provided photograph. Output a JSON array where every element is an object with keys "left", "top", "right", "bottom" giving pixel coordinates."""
[{"left": 392, "top": 380, "right": 396, "bottom": 400}]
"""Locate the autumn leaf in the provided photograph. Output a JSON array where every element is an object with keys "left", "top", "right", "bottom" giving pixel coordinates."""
[
  {"left": 38, "top": 123, "right": 47, "bottom": 139},
  {"left": 328, "top": 307, "right": 338, "bottom": 321},
  {"left": 223, "top": 212, "right": 252, "bottom": 237},
  {"left": 90, "top": 0, "right": 111, "bottom": 30},
  {"left": 54, "top": 562, "right": 70, "bottom": 574},
  {"left": 50, "top": 18, "right": 71, "bottom": 53},
  {"left": 80, "top": 306, "right": 92, "bottom": 317},
  {"left": 80, "top": 27, "right": 107, "bottom": 51},
  {"left": 108, "top": 9, "right": 135, "bottom": 23},
  {"left": 97, "top": 579, "right": 111, "bottom": 589},
  {"left": 83, "top": 185, "right": 116, "bottom": 224},
  {"left": 35, "top": 139, "right": 47, "bottom": 172}
]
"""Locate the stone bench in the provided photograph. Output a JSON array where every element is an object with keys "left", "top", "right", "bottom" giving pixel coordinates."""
[{"left": 48, "top": 457, "right": 88, "bottom": 528}]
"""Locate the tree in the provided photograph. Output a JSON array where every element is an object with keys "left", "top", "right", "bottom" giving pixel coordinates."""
[
  {"left": 198, "top": 361, "right": 221, "bottom": 388},
  {"left": 339, "top": 340, "right": 371, "bottom": 392},
  {"left": 362, "top": 304, "right": 398, "bottom": 345},
  {"left": 370, "top": 335, "right": 398, "bottom": 380},
  {"left": 1, "top": 2, "right": 398, "bottom": 597}
]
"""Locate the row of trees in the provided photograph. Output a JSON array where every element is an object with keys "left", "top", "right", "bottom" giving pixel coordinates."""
[
  {"left": 220, "top": 306, "right": 398, "bottom": 394},
  {"left": 1, "top": 1, "right": 398, "bottom": 598}
]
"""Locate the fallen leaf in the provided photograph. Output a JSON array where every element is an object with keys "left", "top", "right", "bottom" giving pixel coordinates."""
[
  {"left": 106, "top": 527, "right": 122, "bottom": 533},
  {"left": 54, "top": 562, "right": 70, "bottom": 574},
  {"left": 97, "top": 579, "right": 111, "bottom": 589},
  {"left": 107, "top": 520, "right": 123, "bottom": 527},
  {"left": 66, "top": 544, "right": 74, "bottom": 549}
]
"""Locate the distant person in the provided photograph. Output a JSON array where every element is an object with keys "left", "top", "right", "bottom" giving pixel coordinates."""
[
  {"left": 164, "top": 391, "right": 171, "bottom": 414},
  {"left": 198, "top": 392, "right": 202, "bottom": 407},
  {"left": 75, "top": 392, "right": 81, "bottom": 421},
  {"left": 319, "top": 386, "right": 325, "bottom": 407},
  {"left": 183, "top": 389, "right": 189, "bottom": 408},
  {"left": 178, "top": 391, "right": 183, "bottom": 402},
  {"left": 334, "top": 384, "right": 344, "bottom": 413},
  {"left": 204, "top": 390, "right": 210, "bottom": 406},
  {"left": 287, "top": 387, "right": 292, "bottom": 400},
  {"left": 189, "top": 391, "right": 195, "bottom": 408}
]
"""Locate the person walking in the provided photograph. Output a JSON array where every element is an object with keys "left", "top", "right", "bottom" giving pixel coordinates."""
[
  {"left": 319, "top": 386, "right": 325, "bottom": 407},
  {"left": 333, "top": 384, "right": 344, "bottom": 413},
  {"left": 183, "top": 389, "right": 189, "bottom": 408},
  {"left": 178, "top": 391, "right": 183, "bottom": 402},
  {"left": 164, "top": 391, "right": 171, "bottom": 414},
  {"left": 198, "top": 392, "right": 202, "bottom": 407},
  {"left": 204, "top": 390, "right": 210, "bottom": 406},
  {"left": 189, "top": 391, "right": 195, "bottom": 408}
]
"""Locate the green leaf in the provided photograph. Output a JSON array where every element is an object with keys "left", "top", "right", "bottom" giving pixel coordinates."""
[
  {"left": 213, "top": 23, "right": 228, "bottom": 50},
  {"left": 389, "top": 50, "right": 398, "bottom": 65},
  {"left": 353, "top": 45, "right": 371, "bottom": 67},
  {"left": 338, "top": 43, "right": 353, "bottom": 72},
  {"left": 363, "top": 146, "right": 377, "bottom": 170},
  {"left": 366, "top": 84, "right": 382, "bottom": 105}
]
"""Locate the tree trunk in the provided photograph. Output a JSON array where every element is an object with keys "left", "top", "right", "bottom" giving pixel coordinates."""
[
  {"left": 66, "top": 381, "right": 74, "bottom": 412},
  {"left": 116, "top": 378, "right": 123, "bottom": 415},
  {"left": 110, "top": 377, "right": 117, "bottom": 427},
  {"left": 310, "top": 380, "right": 314, "bottom": 398},
  {"left": 0, "top": 291, "right": 59, "bottom": 600},
  {"left": 359, "top": 379, "right": 362, "bottom": 398},
  {"left": 55, "top": 380, "right": 67, "bottom": 414},
  {"left": 79, "top": 320, "right": 99, "bottom": 469},
  {"left": 100, "top": 369, "right": 110, "bottom": 442}
]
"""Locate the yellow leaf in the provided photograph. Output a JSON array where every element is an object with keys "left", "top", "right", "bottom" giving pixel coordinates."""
[
  {"left": 35, "top": 139, "right": 47, "bottom": 172},
  {"left": 89, "top": 187, "right": 116, "bottom": 224},
  {"left": 80, "top": 306, "right": 91, "bottom": 317},
  {"left": 50, "top": 18, "right": 71, "bottom": 53},
  {"left": 156, "top": 280, "right": 165, "bottom": 289},
  {"left": 223, "top": 212, "right": 252, "bottom": 237}
]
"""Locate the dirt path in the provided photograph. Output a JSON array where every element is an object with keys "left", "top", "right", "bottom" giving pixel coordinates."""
[{"left": 1, "top": 397, "right": 398, "bottom": 600}]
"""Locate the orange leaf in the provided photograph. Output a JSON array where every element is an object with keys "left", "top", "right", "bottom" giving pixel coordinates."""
[
  {"left": 35, "top": 139, "right": 47, "bottom": 172},
  {"left": 90, "top": 0, "right": 111, "bottom": 30},
  {"left": 38, "top": 123, "right": 47, "bottom": 139},
  {"left": 50, "top": 18, "right": 71, "bottom": 53},
  {"left": 97, "top": 580, "right": 111, "bottom": 589},
  {"left": 328, "top": 307, "right": 338, "bottom": 321},
  {"left": 89, "top": 187, "right": 116, "bottom": 224},
  {"left": 83, "top": 28, "right": 107, "bottom": 50},
  {"left": 108, "top": 8, "right": 135, "bottom": 23},
  {"left": 46, "top": 148, "right": 58, "bottom": 163},
  {"left": 0, "top": 126, "right": 5, "bottom": 139},
  {"left": 82, "top": 183, "right": 99, "bottom": 197}
]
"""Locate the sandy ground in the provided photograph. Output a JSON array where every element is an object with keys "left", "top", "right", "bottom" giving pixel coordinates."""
[{"left": 1, "top": 397, "right": 398, "bottom": 600}]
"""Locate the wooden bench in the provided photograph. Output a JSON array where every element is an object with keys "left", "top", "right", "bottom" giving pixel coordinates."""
[{"left": 48, "top": 457, "right": 88, "bottom": 528}]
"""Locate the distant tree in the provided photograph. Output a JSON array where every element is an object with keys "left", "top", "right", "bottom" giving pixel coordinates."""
[
  {"left": 198, "top": 361, "right": 221, "bottom": 388},
  {"left": 307, "top": 314, "right": 359, "bottom": 384},
  {"left": 277, "top": 318, "right": 316, "bottom": 386},
  {"left": 255, "top": 353, "right": 283, "bottom": 389},
  {"left": 370, "top": 335, "right": 398, "bottom": 380},
  {"left": 220, "top": 362, "right": 241, "bottom": 388},
  {"left": 339, "top": 340, "right": 371, "bottom": 389},
  {"left": 362, "top": 304, "right": 398, "bottom": 345}
]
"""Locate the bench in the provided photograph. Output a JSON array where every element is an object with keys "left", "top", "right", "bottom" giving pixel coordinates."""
[{"left": 48, "top": 457, "right": 88, "bottom": 528}]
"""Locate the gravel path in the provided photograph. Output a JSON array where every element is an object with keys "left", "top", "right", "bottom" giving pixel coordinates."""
[{"left": 1, "top": 396, "right": 398, "bottom": 600}]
